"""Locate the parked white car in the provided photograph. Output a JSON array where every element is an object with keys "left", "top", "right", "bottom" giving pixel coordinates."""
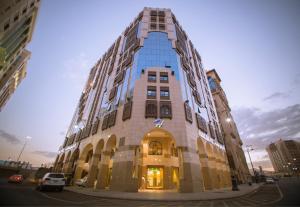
[
  {"left": 75, "top": 176, "right": 88, "bottom": 187},
  {"left": 265, "top": 177, "right": 275, "bottom": 184},
  {"left": 36, "top": 173, "right": 65, "bottom": 191}
]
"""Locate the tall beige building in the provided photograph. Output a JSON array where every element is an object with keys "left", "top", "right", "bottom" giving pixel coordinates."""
[
  {"left": 206, "top": 69, "right": 250, "bottom": 183},
  {"left": 266, "top": 139, "right": 300, "bottom": 173},
  {"left": 54, "top": 8, "right": 232, "bottom": 193},
  {"left": 0, "top": 0, "right": 40, "bottom": 110}
]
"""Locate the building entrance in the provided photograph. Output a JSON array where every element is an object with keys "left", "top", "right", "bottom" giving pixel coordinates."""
[{"left": 147, "top": 167, "right": 163, "bottom": 189}]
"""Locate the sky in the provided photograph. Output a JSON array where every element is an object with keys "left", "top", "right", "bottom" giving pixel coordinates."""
[{"left": 0, "top": 0, "right": 299, "bottom": 170}]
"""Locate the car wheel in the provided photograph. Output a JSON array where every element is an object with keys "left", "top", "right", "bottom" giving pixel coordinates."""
[{"left": 59, "top": 186, "right": 63, "bottom": 192}]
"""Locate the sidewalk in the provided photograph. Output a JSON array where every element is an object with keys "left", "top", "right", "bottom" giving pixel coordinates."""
[{"left": 65, "top": 183, "right": 263, "bottom": 201}]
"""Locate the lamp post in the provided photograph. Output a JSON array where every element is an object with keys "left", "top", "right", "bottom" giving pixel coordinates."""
[
  {"left": 16, "top": 136, "right": 32, "bottom": 162},
  {"left": 246, "top": 145, "right": 255, "bottom": 177}
]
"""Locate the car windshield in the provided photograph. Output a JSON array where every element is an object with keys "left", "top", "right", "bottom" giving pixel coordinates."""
[{"left": 48, "top": 173, "right": 64, "bottom": 178}]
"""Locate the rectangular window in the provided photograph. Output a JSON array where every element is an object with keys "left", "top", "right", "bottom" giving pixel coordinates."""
[
  {"left": 160, "top": 72, "right": 168, "bottom": 83},
  {"left": 4, "top": 23, "right": 9, "bottom": 31},
  {"left": 147, "top": 86, "right": 156, "bottom": 99},
  {"left": 160, "top": 87, "right": 170, "bottom": 100},
  {"left": 14, "top": 14, "right": 19, "bottom": 22},
  {"left": 150, "top": 23, "right": 157, "bottom": 30},
  {"left": 22, "top": 7, "right": 27, "bottom": 14},
  {"left": 148, "top": 71, "right": 156, "bottom": 82},
  {"left": 159, "top": 24, "right": 165, "bottom": 31},
  {"left": 151, "top": 16, "right": 157, "bottom": 22}
]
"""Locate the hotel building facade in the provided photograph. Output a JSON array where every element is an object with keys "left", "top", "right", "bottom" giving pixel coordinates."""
[
  {"left": 54, "top": 8, "right": 232, "bottom": 193},
  {"left": 266, "top": 139, "right": 300, "bottom": 174},
  {"left": 0, "top": 0, "right": 40, "bottom": 110},
  {"left": 207, "top": 69, "right": 250, "bottom": 183}
]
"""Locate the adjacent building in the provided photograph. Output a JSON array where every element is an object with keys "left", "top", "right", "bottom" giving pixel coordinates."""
[
  {"left": 0, "top": 0, "right": 40, "bottom": 111},
  {"left": 54, "top": 7, "right": 232, "bottom": 193},
  {"left": 206, "top": 69, "right": 250, "bottom": 183},
  {"left": 266, "top": 139, "right": 300, "bottom": 174}
]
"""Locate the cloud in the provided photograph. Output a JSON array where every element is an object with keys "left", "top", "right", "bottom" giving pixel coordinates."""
[
  {"left": 263, "top": 92, "right": 290, "bottom": 101},
  {"left": 233, "top": 104, "right": 300, "bottom": 151},
  {"left": 293, "top": 72, "right": 300, "bottom": 86},
  {"left": 32, "top": 151, "right": 57, "bottom": 158},
  {"left": 62, "top": 52, "right": 92, "bottom": 87},
  {"left": 0, "top": 129, "right": 21, "bottom": 144}
]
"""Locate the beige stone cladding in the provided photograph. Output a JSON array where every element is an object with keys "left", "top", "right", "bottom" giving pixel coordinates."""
[
  {"left": 54, "top": 7, "right": 232, "bottom": 193},
  {"left": 206, "top": 69, "right": 250, "bottom": 183}
]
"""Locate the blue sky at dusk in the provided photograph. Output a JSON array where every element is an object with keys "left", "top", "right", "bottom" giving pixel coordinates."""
[{"left": 0, "top": 0, "right": 299, "bottom": 169}]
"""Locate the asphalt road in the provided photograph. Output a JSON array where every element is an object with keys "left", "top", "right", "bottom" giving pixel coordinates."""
[{"left": 0, "top": 177, "right": 299, "bottom": 206}]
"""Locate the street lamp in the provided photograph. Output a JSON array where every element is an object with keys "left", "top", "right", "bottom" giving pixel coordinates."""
[
  {"left": 246, "top": 145, "right": 255, "bottom": 176},
  {"left": 16, "top": 136, "right": 32, "bottom": 162}
]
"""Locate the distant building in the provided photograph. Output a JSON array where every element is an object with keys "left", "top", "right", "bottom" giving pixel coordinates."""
[
  {"left": 266, "top": 139, "right": 300, "bottom": 173},
  {"left": 0, "top": 0, "right": 40, "bottom": 111},
  {"left": 54, "top": 7, "right": 232, "bottom": 193},
  {"left": 206, "top": 69, "right": 250, "bottom": 183}
]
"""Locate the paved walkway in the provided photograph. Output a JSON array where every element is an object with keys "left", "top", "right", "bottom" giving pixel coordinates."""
[{"left": 65, "top": 183, "right": 263, "bottom": 201}]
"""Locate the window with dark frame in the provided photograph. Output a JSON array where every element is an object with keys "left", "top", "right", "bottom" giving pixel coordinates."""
[
  {"left": 160, "top": 101, "right": 172, "bottom": 118},
  {"left": 159, "top": 24, "right": 165, "bottom": 30},
  {"left": 148, "top": 72, "right": 156, "bottom": 82},
  {"left": 147, "top": 86, "right": 156, "bottom": 99},
  {"left": 160, "top": 73, "right": 168, "bottom": 83},
  {"left": 14, "top": 14, "right": 19, "bottom": 22},
  {"left": 160, "top": 87, "right": 169, "bottom": 99},
  {"left": 161, "top": 105, "right": 171, "bottom": 115},
  {"left": 150, "top": 23, "right": 157, "bottom": 30},
  {"left": 4, "top": 23, "right": 9, "bottom": 31}
]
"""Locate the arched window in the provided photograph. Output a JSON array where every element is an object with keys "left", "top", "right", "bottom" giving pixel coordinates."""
[{"left": 148, "top": 141, "right": 163, "bottom": 155}]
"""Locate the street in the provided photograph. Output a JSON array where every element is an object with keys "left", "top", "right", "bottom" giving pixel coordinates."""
[{"left": 0, "top": 177, "right": 299, "bottom": 206}]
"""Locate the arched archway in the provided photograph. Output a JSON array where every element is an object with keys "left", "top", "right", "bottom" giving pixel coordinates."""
[
  {"left": 74, "top": 144, "right": 93, "bottom": 180},
  {"left": 105, "top": 135, "right": 116, "bottom": 188},
  {"left": 139, "top": 128, "right": 180, "bottom": 191},
  {"left": 63, "top": 151, "right": 71, "bottom": 173},
  {"left": 96, "top": 135, "right": 117, "bottom": 189},
  {"left": 69, "top": 148, "right": 79, "bottom": 173},
  {"left": 53, "top": 155, "right": 60, "bottom": 172},
  {"left": 197, "top": 138, "right": 213, "bottom": 190},
  {"left": 57, "top": 153, "right": 65, "bottom": 173},
  {"left": 86, "top": 139, "right": 104, "bottom": 187}
]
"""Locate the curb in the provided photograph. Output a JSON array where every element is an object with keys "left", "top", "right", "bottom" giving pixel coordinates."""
[{"left": 64, "top": 184, "right": 264, "bottom": 201}]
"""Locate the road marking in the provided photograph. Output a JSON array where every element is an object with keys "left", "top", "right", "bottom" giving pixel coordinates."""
[
  {"left": 39, "top": 192, "right": 92, "bottom": 204},
  {"left": 262, "top": 183, "right": 283, "bottom": 205}
]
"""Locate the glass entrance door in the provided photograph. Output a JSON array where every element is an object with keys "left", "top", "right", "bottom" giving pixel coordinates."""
[{"left": 147, "top": 167, "right": 163, "bottom": 189}]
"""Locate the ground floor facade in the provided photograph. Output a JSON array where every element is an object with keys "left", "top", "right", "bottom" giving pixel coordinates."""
[{"left": 54, "top": 127, "right": 231, "bottom": 193}]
